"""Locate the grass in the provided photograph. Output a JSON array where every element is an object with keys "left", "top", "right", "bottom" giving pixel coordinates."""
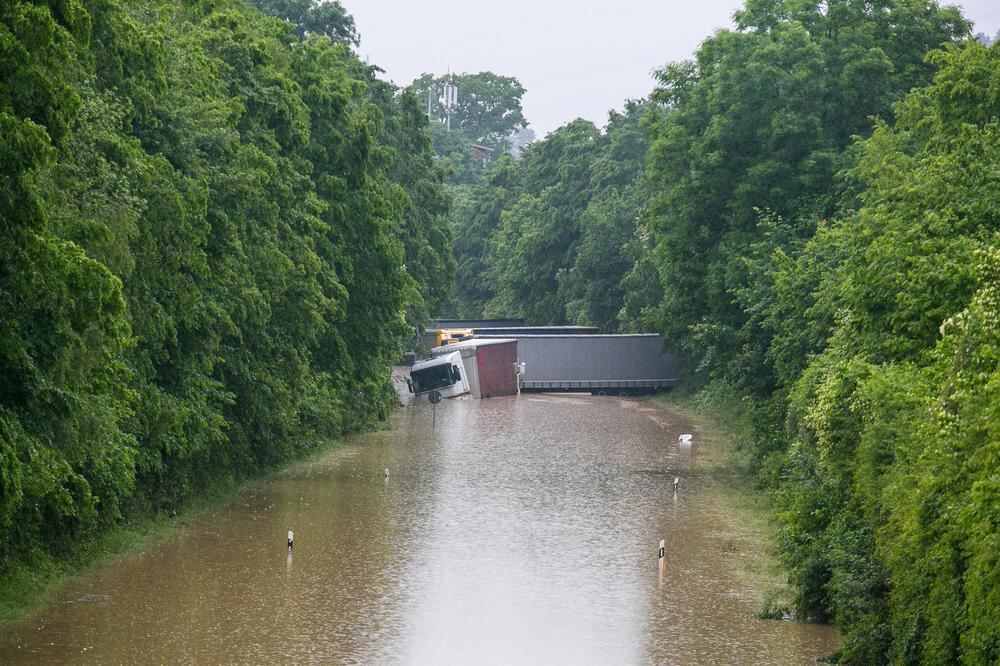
[
  {"left": 0, "top": 512, "right": 186, "bottom": 624},
  {"left": 0, "top": 437, "right": 345, "bottom": 625},
  {"left": 653, "top": 386, "right": 798, "bottom": 621}
]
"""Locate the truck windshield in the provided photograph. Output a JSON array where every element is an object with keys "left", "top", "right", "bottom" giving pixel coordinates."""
[{"left": 410, "top": 362, "right": 457, "bottom": 393}]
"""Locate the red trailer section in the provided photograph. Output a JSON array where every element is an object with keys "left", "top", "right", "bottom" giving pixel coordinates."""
[{"left": 475, "top": 339, "right": 518, "bottom": 398}]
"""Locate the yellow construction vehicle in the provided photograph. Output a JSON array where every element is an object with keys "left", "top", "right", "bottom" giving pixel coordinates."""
[{"left": 435, "top": 328, "right": 474, "bottom": 347}]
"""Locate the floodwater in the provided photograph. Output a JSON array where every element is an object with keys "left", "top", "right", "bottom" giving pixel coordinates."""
[{"left": 0, "top": 392, "right": 838, "bottom": 664}]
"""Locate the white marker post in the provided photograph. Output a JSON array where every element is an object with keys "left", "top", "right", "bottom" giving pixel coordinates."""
[
  {"left": 384, "top": 467, "right": 390, "bottom": 479},
  {"left": 287, "top": 530, "right": 294, "bottom": 551},
  {"left": 673, "top": 477, "right": 679, "bottom": 493},
  {"left": 658, "top": 538, "right": 667, "bottom": 576}
]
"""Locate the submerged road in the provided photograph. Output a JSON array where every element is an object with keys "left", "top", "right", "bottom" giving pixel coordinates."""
[{"left": 0, "top": 393, "right": 838, "bottom": 664}]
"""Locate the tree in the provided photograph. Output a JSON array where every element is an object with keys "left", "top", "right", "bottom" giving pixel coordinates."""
[
  {"left": 1, "top": 0, "right": 136, "bottom": 562},
  {"left": 245, "top": 0, "right": 358, "bottom": 43},
  {"left": 452, "top": 103, "right": 651, "bottom": 326},
  {"left": 483, "top": 119, "right": 601, "bottom": 323},
  {"left": 410, "top": 71, "right": 527, "bottom": 151},
  {"left": 565, "top": 102, "right": 650, "bottom": 331},
  {"left": 772, "top": 40, "right": 1000, "bottom": 662},
  {"left": 370, "top": 81, "right": 457, "bottom": 327},
  {"left": 564, "top": 187, "right": 644, "bottom": 330},
  {"left": 407, "top": 71, "right": 528, "bottom": 184},
  {"left": 643, "top": 0, "right": 968, "bottom": 388},
  {"left": 448, "top": 156, "right": 518, "bottom": 317},
  {"left": 0, "top": 0, "right": 455, "bottom": 583}
]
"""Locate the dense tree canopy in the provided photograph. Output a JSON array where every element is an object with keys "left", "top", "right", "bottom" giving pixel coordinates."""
[
  {"left": 447, "top": 104, "right": 649, "bottom": 327},
  {"left": 0, "top": 0, "right": 450, "bottom": 576},
  {"left": 411, "top": 71, "right": 527, "bottom": 150},
  {"left": 643, "top": 0, "right": 967, "bottom": 388},
  {"left": 770, "top": 42, "right": 1000, "bottom": 663},
  {"left": 407, "top": 71, "right": 528, "bottom": 184},
  {"left": 246, "top": 0, "right": 358, "bottom": 43}
]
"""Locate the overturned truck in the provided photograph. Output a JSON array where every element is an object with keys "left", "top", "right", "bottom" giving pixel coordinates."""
[
  {"left": 475, "top": 333, "right": 679, "bottom": 394},
  {"left": 412, "top": 339, "right": 519, "bottom": 399},
  {"left": 411, "top": 333, "right": 679, "bottom": 398}
]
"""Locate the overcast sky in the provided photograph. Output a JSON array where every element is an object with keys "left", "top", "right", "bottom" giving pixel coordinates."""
[{"left": 343, "top": 0, "right": 1000, "bottom": 137}]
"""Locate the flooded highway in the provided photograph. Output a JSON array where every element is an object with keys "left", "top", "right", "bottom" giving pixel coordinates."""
[{"left": 0, "top": 393, "right": 838, "bottom": 664}]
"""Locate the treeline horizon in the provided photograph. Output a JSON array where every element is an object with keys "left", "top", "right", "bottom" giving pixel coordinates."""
[{"left": 445, "top": 1, "right": 998, "bottom": 663}]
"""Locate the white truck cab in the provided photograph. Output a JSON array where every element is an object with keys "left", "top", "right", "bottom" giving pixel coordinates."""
[{"left": 409, "top": 351, "right": 470, "bottom": 398}]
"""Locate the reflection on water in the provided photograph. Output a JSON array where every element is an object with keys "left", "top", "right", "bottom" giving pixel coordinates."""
[{"left": 0, "top": 393, "right": 838, "bottom": 664}]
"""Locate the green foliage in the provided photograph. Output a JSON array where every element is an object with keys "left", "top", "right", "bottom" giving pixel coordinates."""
[
  {"left": 643, "top": 0, "right": 968, "bottom": 385},
  {"left": 372, "top": 83, "right": 456, "bottom": 327},
  {"left": 765, "top": 40, "right": 1000, "bottom": 661},
  {"left": 1, "top": 0, "right": 134, "bottom": 570},
  {"left": 484, "top": 118, "right": 601, "bottom": 322},
  {"left": 407, "top": 71, "right": 528, "bottom": 185},
  {"left": 876, "top": 245, "right": 1000, "bottom": 665},
  {"left": 447, "top": 156, "right": 517, "bottom": 317},
  {"left": 452, "top": 104, "right": 649, "bottom": 327},
  {"left": 486, "top": 190, "right": 567, "bottom": 322},
  {"left": 244, "top": 0, "right": 357, "bottom": 44},
  {"left": 411, "top": 71, "right": 527, "bottom": 151},
  {"left": 564, "top": 186, "right": 643, "bottom": 331},
  {"left": 563, "top": 101, "right": 652, "bottom": 330},
  {"left": 1, "top": 0, "right": 449, "bottom": 583}
]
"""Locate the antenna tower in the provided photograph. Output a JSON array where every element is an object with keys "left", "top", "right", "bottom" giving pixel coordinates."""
[{"left": 443, "top": 70, "right": 457, "bottom": 131}]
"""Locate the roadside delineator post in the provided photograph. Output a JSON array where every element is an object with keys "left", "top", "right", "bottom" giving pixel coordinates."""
[
  {"left": 673, "top": 477, "right": 679, "bottom": 493},
  {"left": 658, "top": 538, "right": 668, "bottom": 580},
  {"left": 429, "top": 390, "right": 442, "bottom": 429},
  {"left": 657, "top": 538, "right": 667, "bottom": 585},
  {"left": 287, "top": 530, "right": 294, "bottom": 551}
]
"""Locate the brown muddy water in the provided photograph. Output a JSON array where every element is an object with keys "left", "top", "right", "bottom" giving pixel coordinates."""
[{"left": 0, "top": 392, "right": 838, "bottom": 664}]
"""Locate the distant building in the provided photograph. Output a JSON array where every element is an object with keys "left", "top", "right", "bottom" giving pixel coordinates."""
[{"left": 471, "top": 144, "right": 494, "bottom": 164}]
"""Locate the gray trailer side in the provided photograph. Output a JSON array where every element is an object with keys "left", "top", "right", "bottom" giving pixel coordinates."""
[{"left": 475, "top": 334, "right": 680, "bottom": 393}]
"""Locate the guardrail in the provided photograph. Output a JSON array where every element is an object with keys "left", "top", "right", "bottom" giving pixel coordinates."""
[{"left": 520, "top": 378, "right": 679, "bottom": 392}]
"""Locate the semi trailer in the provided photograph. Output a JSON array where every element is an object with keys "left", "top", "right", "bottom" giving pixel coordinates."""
[{"left": 474, "top": 333, "right": 679, "bottom": 394}]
